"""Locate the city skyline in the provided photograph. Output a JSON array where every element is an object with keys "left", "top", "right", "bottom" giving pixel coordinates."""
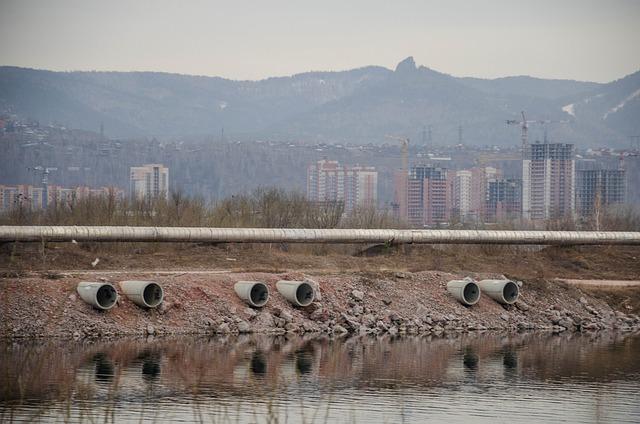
[{"left": 1, "top": 129, "right": 635, "bottom": 223}]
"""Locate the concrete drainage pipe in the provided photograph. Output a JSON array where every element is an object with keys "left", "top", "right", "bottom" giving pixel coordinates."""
[
  {"left": 478, "top": 279, "right": 520, "bottom": 304},
  {"left": 77, "top": 282, "right": 118, "bottom": 310},
  {"left": 447, "top": 278, "right": 481, "bottom": 306},
  {"left": 119, "top": 280, "right": 164, "bottom": 308},
  {"left": 234, "top": 281, "right": 270, "bottom": 307},
  {"left": 276, "top": 280, "right": 315, "bottom": 307}
]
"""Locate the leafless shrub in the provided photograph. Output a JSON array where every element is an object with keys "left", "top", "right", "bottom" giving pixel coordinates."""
[
  {"left": 0, "top": 187, "right": 350, "bottom": 230},
  {"left": 599, "top": 204, "right": 640, "bottom": 231},
  {"left": 339, "top": 204, "right": 402, "bottom": 229}
]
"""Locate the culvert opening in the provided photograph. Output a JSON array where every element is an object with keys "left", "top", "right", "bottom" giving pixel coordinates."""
[
  {"left": 250, "top": 283, "right": 269, "bottom": 307},
  {"left": 295, "top": 282, "right": 314, "bottom": 306},
  {"left": 463, "top": 282, "right": 480, "bottom": 305},
  {"left": 96, "top": 284, "right": 117, "bottom": 310},
  {"left": 502, "top": 281, "right": 519, "bottom": 304},
  {"left": 143, "top": 283, "right": 164, "bottom": 308}
]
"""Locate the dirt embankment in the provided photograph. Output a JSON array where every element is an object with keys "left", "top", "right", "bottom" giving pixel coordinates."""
[
  {"left": 1, "top": 269, "right": 639, "bottom": 340},
  {"left": 2, "top": 242, "right": 640, "bottom": 280},
  {"left": 1, "top": 243, "right": 639, "bottom": 339}
]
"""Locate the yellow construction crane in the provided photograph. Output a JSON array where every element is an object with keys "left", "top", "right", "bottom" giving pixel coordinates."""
[{"left": 385, "top": 134, "right": 409, "bottom": 176}]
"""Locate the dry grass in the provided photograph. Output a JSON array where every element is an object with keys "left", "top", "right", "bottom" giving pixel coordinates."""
[
  {"left": 2, "top": 239, "right": 639, "bottom": 283},
  {"left": 4, "top": 187, "right": 637, "bottom": 230},
  {"left": 580, "top": 286, "right": 640, "bottom": 314},
  {"left": 1, "top": 189, "right": 638, "bottom": 279},
  {"left": 0, "top": 187, "right": 397, "bottom": 229}
]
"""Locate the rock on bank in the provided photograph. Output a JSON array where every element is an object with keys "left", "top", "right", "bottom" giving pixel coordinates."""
[{"left": 1, "top": 270, "right": 639, "bottom": 339}]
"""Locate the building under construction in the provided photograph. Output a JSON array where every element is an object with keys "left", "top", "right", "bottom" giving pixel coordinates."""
[
  {"left": 486, "top": 178, "right": 523, "bottom": 223},
  {"left": 522, "top": 142, "right": 575, "bottom": 220},
  {"left": 575, "top": 169, "right": 626, "bottom": 217}
]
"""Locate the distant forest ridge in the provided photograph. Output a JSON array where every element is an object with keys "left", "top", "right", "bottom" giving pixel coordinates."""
[{"left": 1, "top": 57, "right": 639, "bottom": 147}]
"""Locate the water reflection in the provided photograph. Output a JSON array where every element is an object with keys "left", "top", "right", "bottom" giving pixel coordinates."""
[
  {"left": 1, "top": 332, "right": 639, "bottom": 423},
  {"left": 139, "top": 350, "right": 161, "bottom": 382},
  {"left": 250, "top": 351, "right": 267, "bottom": 377},
  {"left": 503, "top": 348, "right": 518, "bottom": 370},
  {"left": 92, "top": 352, "right": 114, "bottom": 383},
  {"left": 295, "top": 350, "right": 313, "bottom": 375},
  {"left": 462, "top": 346, "right": 479, "bottom": 371}
]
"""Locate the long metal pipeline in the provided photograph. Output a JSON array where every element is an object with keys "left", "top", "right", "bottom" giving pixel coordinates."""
[{"left": 1, "top": 226, "right": 639, "bottom": 245}]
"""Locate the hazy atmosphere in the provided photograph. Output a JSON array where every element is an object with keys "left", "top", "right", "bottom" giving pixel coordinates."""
[
  {"left": 1, "top": 2, "right": 640, "bottom": 424},
  {"left": 1, "top": 0, "right": 639, "bottom": 82}
]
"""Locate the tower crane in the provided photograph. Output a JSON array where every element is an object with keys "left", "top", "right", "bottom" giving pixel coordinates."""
[{"left": 506, "top": 111, "right": 570, "bottom": 150}]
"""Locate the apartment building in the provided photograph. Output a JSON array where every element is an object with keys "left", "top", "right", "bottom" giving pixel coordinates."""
[
  {"left": 522, "top": 142, "right": 575, "bottom": 220},
  {"left": 486, "top": 178, "right": 523, "bottom": 223},
  {"left": 130, "top": 164, "right": 169, "bottom": 201},
  {"left": 451, "top": 166, "right": 501, "bottom": 222},
  {"left": 400, "top": 165, "right": 452, "bottom": 227},
  {"left": 453, "top": 170, "right": 472, "bottom": 220},
  {"left": 0, "top": 184, "right": 124, "bottom": 211},
  {"left": 306, "top": 160, "right": 378, "bottom": 212},
  {"left": 575, "top": 169, "right": 626, "bottom": 217}
]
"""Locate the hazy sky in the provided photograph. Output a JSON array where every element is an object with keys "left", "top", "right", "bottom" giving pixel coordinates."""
[{"left": 1, "top": 0, "right": 639, "bottom": 82}]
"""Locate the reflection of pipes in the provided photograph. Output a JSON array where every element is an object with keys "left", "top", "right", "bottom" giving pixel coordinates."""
[
  {"left": 142, "top": 359, "right": 160, "bottom": 381},
  {"left": 503, "top": 349, "right": 518, "bottom": 370},
  {"left": 93, "top": 353, "right": 114, "bottom": 382},
  {"left": 250, "top": 351, "right": 267, "bottom": 376},
  {"left": 478, "top": 279, "right": 520, "bottom": 304},
  {"left": 295, "top": 348, "right": 314, "bottom": 375},
  {"left": 447, "top": 278, "right": 480, "bottom": 306},
  {"left": 234, "top": 281, "right": 269, "bottom": 307},
  {"left": 463, "top": 347, "right": 479, "bottom": 371},
  {"left": 2, "top": 226, "right": 640, "bottom": 245},
  {"left": 276, "top": 280, "right": 315, "bottom": 307},
  {"left": 138, "top": 351, "right": 161, "bottom": 381},
  {"left": 119, "top": 280, "right": 164, "bottom": 308},
  {"left": 77, "top": 282, "right": 118, "bottom": 310}
]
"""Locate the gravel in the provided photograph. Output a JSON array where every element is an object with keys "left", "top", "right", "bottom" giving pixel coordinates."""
[{"left": 2, "top": 270, "right": 639, "bottom": 340}]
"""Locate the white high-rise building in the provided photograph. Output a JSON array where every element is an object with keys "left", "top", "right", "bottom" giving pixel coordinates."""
[
  {"left": 452, "top": 167, "right": 500, "bottom": 222},
  {"left": 454, "top": 170, "right": 472, "bottom": 220},
  {"left": 130, "top": 164, "right": 169, "bottom": 201},
  {"left": 522, "top": 142, "right": 574, "bottom": 220}
]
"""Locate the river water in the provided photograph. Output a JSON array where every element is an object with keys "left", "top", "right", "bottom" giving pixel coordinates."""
[{"left": 1, "top": 332, "right": 639, "bottom": 423}]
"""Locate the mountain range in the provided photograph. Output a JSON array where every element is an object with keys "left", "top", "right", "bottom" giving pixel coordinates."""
[{"left": 1, "top": 57, "right": 638, "bottom": 147}]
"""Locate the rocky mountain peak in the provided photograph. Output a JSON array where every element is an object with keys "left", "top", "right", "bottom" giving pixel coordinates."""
[{"left": 395, "top": 56, "right": 417, "bottom": 73}]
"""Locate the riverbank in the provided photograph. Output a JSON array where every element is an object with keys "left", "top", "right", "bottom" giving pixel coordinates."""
[
  {"left": 2, "top": 243, "right": 639, "bottom": 339},
  {"left": 2, "top": 268, "right": 639, "bottom": 339}
]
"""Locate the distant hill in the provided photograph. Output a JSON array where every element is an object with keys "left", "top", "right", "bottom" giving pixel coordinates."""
[
  {"left": 458, "top": 75, "right": 600, "bottom": 100},
  {"left": 1, "top": 58, "right": 638, "bottom": 147},
  {"left": 559, "top": 70, "right": 640, "bottom": 140}
]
